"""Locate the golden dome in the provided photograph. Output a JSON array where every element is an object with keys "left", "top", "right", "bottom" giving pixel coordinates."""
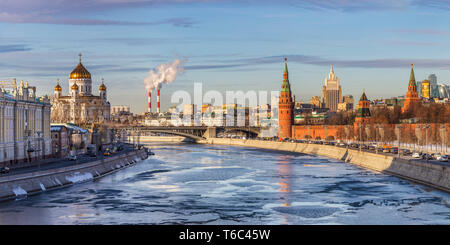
[
  {"left": 99, "top": 82, "right": 107, "bottom": 91},
  {"left": 54, "top": 83, "right": 62, "bottom": 92},
  {"left": 69, "top": 53, "right": 91, "bottom": 79},
  {"left": 71, "top": 82, "right": 79, "bottom": 90}
]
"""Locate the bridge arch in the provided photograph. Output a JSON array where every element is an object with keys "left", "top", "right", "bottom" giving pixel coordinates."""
[{"left": 127, "top": 129, "right": 205, "bottom": 141}]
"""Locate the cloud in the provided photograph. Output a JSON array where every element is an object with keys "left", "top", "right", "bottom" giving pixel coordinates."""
[
  {"left": 0, "top": 0, "right": 197, "bottom": 27},
  {"left": 288, "top": 0, "right": 409, "bottom": 12},
  {"left": 0, "top": 44, "right": 32, "bottom": 53},
  {"left": 186, "top": 54, "right": 450, "bottom": 70},
  {"left": 411, "top": 0, "right": 450, "bottom": 10},
  {"left": 0, "top": 12, "right": 195, "bottom": 27},
  {"left": 390, "top": 28, "right": 450, "bottom": 36}
]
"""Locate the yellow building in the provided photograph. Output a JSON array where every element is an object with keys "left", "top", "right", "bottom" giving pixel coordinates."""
[{"left": 421, "top": 80, "right": 430, "bottom": 99}]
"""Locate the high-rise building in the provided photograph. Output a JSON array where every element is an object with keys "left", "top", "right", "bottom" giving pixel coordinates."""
[
  {"left": 278, "top": 58, "right": 294, "bottom": 139},
  {"left": 322, "top": 65, "right": 342, "bottom": 112},
  {"left": 421, "top": 80, "right": 431, "bottom": 99},
  {"left": 416, "top": 81, "right": 422, "bottom": 97},
  {"left": 437, "top": 84, "right": 449, "bottom": 98},
  {"left": 402, "top": 64, "right": 421, "bottom": 113},
  {"left": 428, "top": 74, "right": 438, "bottom": 97}
]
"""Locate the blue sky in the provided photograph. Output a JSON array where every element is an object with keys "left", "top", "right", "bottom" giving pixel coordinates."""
[{"left": 1, "top": 0, "right": 450, "bottom": 112}]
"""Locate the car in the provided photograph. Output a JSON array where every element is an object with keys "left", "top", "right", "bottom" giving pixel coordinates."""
[
  {"left": 382, "top": 148, "right": 390, "bottom": 153},
  {"left": 432, "top": 153, "right": 442, "bottom": 160},
  {"left": 104, "top": 148, "right": 111, "bottom": 156},
  {"left": 111, "top": 147, "right": 118, "bottom": 154},
  {"left": 0, "top": 166, "right": 10, "bottom": 174},
  {"left": 401, "top": 149, "right": 412, "bottom": 155},
  {"left": 67, "top": 155, "right": 77, "bottom": 161},
  {"left": 422, "top": 154, "right": 433, "bottom": 160},
  {"left": 412, "top": 152, "right": 421, "bottom": 158},
  {"left": 436, "top": 155, "right": 448, "bottom": 162}
]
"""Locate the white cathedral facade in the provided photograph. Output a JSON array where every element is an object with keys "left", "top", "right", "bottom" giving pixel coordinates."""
[{"left": 51, "top": 54, "right": 111, "bottom": 124}]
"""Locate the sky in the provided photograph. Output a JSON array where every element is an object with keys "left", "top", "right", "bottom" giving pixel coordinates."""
[{"left": 1, "top": 0, "right": 450, "bottom": 113}]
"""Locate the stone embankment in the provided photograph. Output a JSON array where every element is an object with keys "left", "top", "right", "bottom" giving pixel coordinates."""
[
  {"left": 131, "top": 136, "right": 192, "bottom": 143},
  {"left": 0, "top": 149, "right": 148, "bottom": 202},
  {"left": 199, "top": 138, "right": 450, "bottom": 193}
]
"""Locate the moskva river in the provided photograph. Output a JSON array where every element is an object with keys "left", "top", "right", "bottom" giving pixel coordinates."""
[{"left": 0, "top": 143, "right": 449, "bottom": 224}]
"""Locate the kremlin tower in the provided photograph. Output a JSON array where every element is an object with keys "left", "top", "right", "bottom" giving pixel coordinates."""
[
  {"left": 278, "top": 58, "right": 294, "bottom": 139},
  {"left": 402, "top": 64, "right": 421, "bottom": 113},
  {"left": 354, "top": 90, "right": 371, "bottom": 125}
]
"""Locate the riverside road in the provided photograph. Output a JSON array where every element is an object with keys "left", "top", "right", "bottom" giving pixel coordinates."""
[{"left": 0, "top": 144, "right": 135, "bottom": 178}]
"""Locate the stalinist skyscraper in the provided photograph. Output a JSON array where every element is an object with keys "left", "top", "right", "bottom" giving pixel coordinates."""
[{"left": 322, "top": 65, "right": 342, "bottom": 112}]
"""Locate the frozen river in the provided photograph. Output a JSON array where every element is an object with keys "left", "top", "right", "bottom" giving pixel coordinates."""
[{"left": 0, "top": 142, "right": 449, "bottom": 224}]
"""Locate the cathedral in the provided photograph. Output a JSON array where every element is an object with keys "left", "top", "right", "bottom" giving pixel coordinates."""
[{"left": 51, "top": 54, "right": 110, "bottom": 124}]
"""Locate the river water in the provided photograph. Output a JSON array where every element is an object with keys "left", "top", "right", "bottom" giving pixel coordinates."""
[{"left": 0, "top": 142, "right": 449, "bottom": 225}]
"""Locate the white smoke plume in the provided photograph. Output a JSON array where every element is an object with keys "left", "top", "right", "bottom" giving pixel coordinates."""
[{"left": 144, "top": 59, "right": 186, "bottom": 91}]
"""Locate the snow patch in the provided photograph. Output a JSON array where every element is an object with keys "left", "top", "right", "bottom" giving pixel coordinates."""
[
  {"left": 116, "top": 164, "right": 121, "bottom": 169},
  {"left": 13, "top": 186, "right": 27, "bottom": 196},
  {"left": 65, "top": 172, "right": 93, "bottom": 183},
  {"left": 55, "top": 178, "right": 62, "bottom": 185},
  {"left": 39, "top": 183, "right": 46, "bottom": 191}
]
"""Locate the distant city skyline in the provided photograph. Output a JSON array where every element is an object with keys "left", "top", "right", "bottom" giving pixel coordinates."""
[{"left": 1, "top": 0, "right": 450, "bottom": 113}]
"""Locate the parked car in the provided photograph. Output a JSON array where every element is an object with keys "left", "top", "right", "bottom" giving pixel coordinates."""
[
  {"left": 422, "top": 154, "right": 433, "bottom": 160},
  {"left": 401, "top": 149, "right": 412, "bottom": 155},
  {"left": 436, "top": 155, "right": 448, "bottom": 162},
  {"left": 412, "top": 152, "right": 421, "bottom": 158},
  {"left": 432, "top": 153, "right": 441, "bottom": 160},
  {"left": 67, "top": 155, "right": 77, "bottom": 161},
  {"left": 104, "top": 148, "right": 111, "bottom": 156},
  {"left": 0, "top": 166, "right": 10, "bottom": 174}
]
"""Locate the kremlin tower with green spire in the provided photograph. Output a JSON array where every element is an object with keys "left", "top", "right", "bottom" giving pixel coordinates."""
[
  {"left": 278, "top": 57, "right": 294, "bottom": 139},
  {"left": 402, "top": 63, "right": 421, "bottom": 113}
]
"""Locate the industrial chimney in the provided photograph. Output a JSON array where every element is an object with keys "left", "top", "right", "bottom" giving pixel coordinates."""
[
  {"left": 148, "top": 90, "right": 152, "bottom": 112},
  {"left": 157, "top": 89, "right": 160, "bottom": 113}
]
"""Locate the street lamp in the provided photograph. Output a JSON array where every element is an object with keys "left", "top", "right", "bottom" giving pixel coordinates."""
[
  {"left": 358, "top": 125, "right": 362, "bottom": 152},
  {"left": 440, "top": 125, "right": 446, "bottom": 154},
  {"left": 424, "top": 124, "right": 431, "bottom": 160},
  {"left": 374, "top": 124, "right": 380, "bottom": 154},
  {"left": 396, "top": 125, "right": 403, "bottom": 158}
]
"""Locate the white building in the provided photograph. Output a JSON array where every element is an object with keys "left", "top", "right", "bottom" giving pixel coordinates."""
[
  {"left": 51, "top": 54, "right": 110, "bottom": 125},
  {"left": 111, "top": 105, "right": 130, "bottom": 115},
  {"left": 0, "top": 80, "right": 52, "bottom": 166}
]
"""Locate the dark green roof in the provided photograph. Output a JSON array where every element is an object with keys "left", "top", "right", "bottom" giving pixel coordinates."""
[
  {"left": 409, "top": 64, "right": 416, "bottom": 87},
  {"left": 359, "top": 91, "right": 368, "bottom": 101},
  {"left": 281, "top": 59, "right": 291, "bottom": 93}
]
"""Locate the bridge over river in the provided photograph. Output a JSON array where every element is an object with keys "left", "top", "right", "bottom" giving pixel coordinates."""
[{"left": 120, "top": 126, "right": 265, "bottom": 141}]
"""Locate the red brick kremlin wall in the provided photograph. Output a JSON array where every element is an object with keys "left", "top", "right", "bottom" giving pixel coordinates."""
[{"left": 292, "top": 123, "right": 450, "bottom": 142}]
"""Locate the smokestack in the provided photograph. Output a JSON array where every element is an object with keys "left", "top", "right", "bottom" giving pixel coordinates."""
[
  {"left": 148, "top": 90, "right": 152, "bottom": 112},
  {"left": 157, "top": 89, "right": 160, "bottom": 113}
]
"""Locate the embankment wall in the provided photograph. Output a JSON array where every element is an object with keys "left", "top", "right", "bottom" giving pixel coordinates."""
[{"left": 0, "top": 149, "right": 147, "bottom": 202}]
